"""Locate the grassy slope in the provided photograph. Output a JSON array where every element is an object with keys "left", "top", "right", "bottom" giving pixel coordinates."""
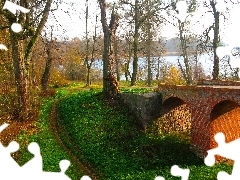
[
  {"left": 56, "top": 89, "right": 233, "bottom": 180},
  {"left": 17, "top": 97, "right": 83, "bottom": 180}
]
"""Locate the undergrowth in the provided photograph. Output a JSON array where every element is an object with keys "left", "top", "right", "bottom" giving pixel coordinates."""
[{"left": 120, "top": 87, "right": 155, "bottom": 94}]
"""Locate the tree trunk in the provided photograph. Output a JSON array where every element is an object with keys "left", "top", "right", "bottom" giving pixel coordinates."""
[
  {"left": 114, "top": 36, "right": 120, "bottom": 81},
  {"left": 211, "top": 0, "right": 220, "bottom": 80},
  {"left": 179, "top": 21, "right": 192, "bottom": 85},
  {"left": 99, "top": 0, "right": 119, "bottom": 99},
  {"left": 131, "top": 0, "right": 139, "bottom": 86},
  {"left": 10, "top": 32, "right": 30, "bottom": 121},
  {"left": 145, "top": 0, "right": 152, "bottom": 86},
  {"left": 125, "top": 41, "right": 132, "bottom": 81},
  {"left": 124, "top": 62, "right": 128, "bottom": 81},
  {"left": 41, "top": 39, "right": 53, "bottom": 93},
  {"left": 146, "top": 23, "right": 152, "bottom": 86},
  {"left": 131, "top": 32, "right": 139, "bottom": 86},
  {"left": 86, "top": 13, "right": 97, "bottom": 86},
  {"left": 86, "top": 67, "right": 91, "bottom": 85},
  {"left": 85, "top": 0, "right": 90, "bottom": 86}
]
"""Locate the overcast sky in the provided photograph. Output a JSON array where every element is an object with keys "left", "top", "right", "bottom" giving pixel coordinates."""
[{"left": 45, "top": 0, "right": 240, "bottom": 46}]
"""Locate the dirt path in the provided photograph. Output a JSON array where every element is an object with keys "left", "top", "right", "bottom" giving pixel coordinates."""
[
  {"left": 0, "top": 102, "right": 100, "bottom": 180},
  {"left": 50, "top": 102, "right": 100, "bottom": 180}
]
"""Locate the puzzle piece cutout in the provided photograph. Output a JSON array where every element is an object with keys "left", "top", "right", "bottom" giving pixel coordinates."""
[
  {"left": 0, "top": 1, "right": 238, "bottom": 179},
  {"left": 205, "top": 132, "right": 240, "bottom": 180},
  {"left": 155, "top": 165, "right": 190, "bottom": 180},
  {"left": 214, "top": 1, "right": 240, "bottom": 71},
  {"left": 2, "top": 0, "right": 30, "bottom": 33},
  {"left": 0, "top": 123, "right": 9, "bottom": 132},
  {"left": 3, "top": 1, "right": 30, "bottom": 14},
  {"left": 1, "top": 1, "right": 30, "bottom": 50},
  {"left": 217, "top": 46, "right": 240, "bottom": 70},
  {"left": 215, "top": 0, "right": 226, "bottom": 13},
  {"left": 176, "top": 1, "right": 190, "bottom": 22},
  {"left": 0, "top": 44, "right": 8, "bottom": 51},
  {"left": 81, "top": 175, "right": 92, "bottom": 180},
  {"left": 176, "top": 0, "right": 226, "bottom": 23},
  {"left": 0, "top": 123, "right": 92, "bottom": 179}
]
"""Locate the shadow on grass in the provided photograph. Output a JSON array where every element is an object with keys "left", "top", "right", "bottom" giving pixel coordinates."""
[
  {"left": 56, "top": 91, "right": 207, "bottom": 179},
  {"left": 107, "top": 131, "right": 204, "bottom": 173}
]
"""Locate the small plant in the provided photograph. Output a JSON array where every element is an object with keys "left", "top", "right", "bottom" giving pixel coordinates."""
[{"left": 120, "top": 87, "right": 155, "bottom": 94}]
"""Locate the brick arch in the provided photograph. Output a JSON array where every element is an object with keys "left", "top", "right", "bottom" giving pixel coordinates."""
[
  {"left": 159, "top": 96, "right": 191, "bottom": 135},
  {"left": 210, "top": 100, "right": 239, "bottom": 121},
  {"left": 162, "top": 95, "right": 190, "bottom": 107},
  {"left": 163, "top": 96, "right": 186, "bottom": 109},
  {"left": 209, "top": 100, "right": 240, "bottom": 159},
  {"left": 158, "top": 84, "right": 240, "bottom": 157}
]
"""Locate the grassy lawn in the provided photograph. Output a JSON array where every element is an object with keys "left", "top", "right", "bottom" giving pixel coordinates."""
[{"left": 55, "top": 89, "right": 233, "bottom": 180}]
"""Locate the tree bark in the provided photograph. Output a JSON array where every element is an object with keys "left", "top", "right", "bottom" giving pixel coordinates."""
[
  {"left": 86, "top": 15, "right": 98, "bottom": 86},
  {"left": 10, "top": 32, "right": 30, "bottom": 121},
  {"left": 131, "top": 0, "right": 139, "bottom": 86},
  {"left": 146, "top": 19, "right": 152, "bottom": 86},
  {"left": 114, "top": 36, "right": 120, "bottom": 81},
  {"left": 99, "top": 0, "right": 119, "bottom": 99},
  {"left": 178, "top": 21, "right": 192, "bottom": 85},
  {"left": 85, "top": 0, "right": 90, "bottom": 86},
  {"left": 41, "top": 37, "right": 53, "bottom": 93},
  {"left": 125, "top": 35, "right": 132, "bottom": 82},
  {"left": 211, "top": 0, "right": 220, "bottom": 80}
]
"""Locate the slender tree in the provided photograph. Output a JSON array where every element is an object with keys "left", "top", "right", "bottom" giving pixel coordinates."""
[
  {"left": 171, "top": 0, "right": 197, "bottom": 85},
  {"left": 85, "top": 13, "right": 98, "bottom": 86},
  {"left": 198, "top": 0, "right": 238, "bottom": 80},
  {"left": 41, "top": 26, "right": 55, "bottom": 93},
  {"left": 121, "top": 0, "right": 171, "bottom": 86},
  {"left": 210, "top": 0, "right": 220, "bottom": 80}
]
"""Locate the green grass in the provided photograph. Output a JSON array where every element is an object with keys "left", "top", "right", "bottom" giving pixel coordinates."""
[
  {"left": 17, "top": 95, "right": 83, "bottom": 180},
  {"left": 14, "top": 84, "right": 233, "bottom": 179},
  {"left": 118, "top": 80, "right": 159, "bottom": 87},
  {"left": 56, "top": 89, "right": 233, "bottom": 180}
]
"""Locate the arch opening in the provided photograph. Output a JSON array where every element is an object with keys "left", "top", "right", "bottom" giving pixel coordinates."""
[
  {"left": 163, "top": 97, "right": 185, "bottom": 113},
  {"left": 209, "top": 100, "right": 240, "bottom": 161},
  {"left": 149, "top": 97, "right": 191, "bottom": 139},
  {"left": 210, "top": 100, "right": 239, "bottom": 121}
]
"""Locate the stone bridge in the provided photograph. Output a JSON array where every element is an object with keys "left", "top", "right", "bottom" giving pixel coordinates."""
[{"left": 158, "top": 82, "right": 240, "bottom": 157}]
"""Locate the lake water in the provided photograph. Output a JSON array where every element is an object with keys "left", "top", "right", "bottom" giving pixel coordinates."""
[
  {"left": 92, "top": 53, "right": 215, "bottom": 80},
  {"left": 163, "top": 53, "right": 213, "bottom": 75}
]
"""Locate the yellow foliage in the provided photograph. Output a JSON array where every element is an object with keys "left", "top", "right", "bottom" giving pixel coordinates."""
[
  {"left": 67, "top": 48, "right": 84, "bottom": 65},
  {"left": 49, "top": 68, "right": 70, "bottom": 87},
  {"left": 164, "top": 66, "right": 185, "bottom": 85}
]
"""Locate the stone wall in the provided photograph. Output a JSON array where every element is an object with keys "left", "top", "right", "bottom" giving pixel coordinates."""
[{"left": 119, "top": 92, "right": 162, "bottom": 128}]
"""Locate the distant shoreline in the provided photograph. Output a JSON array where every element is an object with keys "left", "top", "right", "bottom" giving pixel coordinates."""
[
  {"left": 163, "top": 52, "right": 181, "bottom": 56},
  {"left": 163, "top": 51, "right": 208, "bottom": 56}
]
